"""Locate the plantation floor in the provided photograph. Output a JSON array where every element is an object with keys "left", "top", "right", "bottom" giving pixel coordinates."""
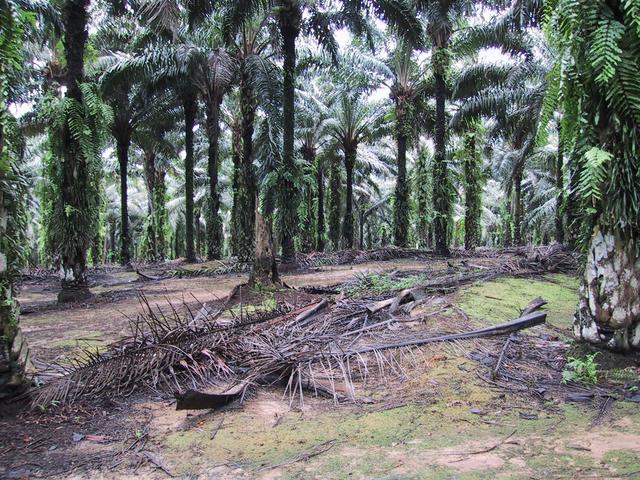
[{"left": 3, "top": 255, "right": 640, "bottom": 479}]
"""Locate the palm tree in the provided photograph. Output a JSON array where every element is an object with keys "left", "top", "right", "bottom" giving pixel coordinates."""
[
  {"left": 546, "top": 0, "right": 640, "bottom": 350},
  {"left": 327, "top": 150, "right": 342, "bottom": 250},
  {"left": 223, "top": 9, "right": 281, "bottom": 262},
  {"left": 225, "top": 0, "right": 422, "bottom": 261},
  {"left": 137, "top": 0, "right": 218, "bottom": 262},
  {"left": 97, "top": 4, "right": 174, "bottom": 265},
  {"left": 297, "top": 85, "right": 333, "bottom": 250},
  {"left": 388, "top": 45, "right": 426, "bottom": 247},
  {"left": 329, "top": 93, "right": 384, "bottom": 248},
  {"left": 0, "top": 0, "right": 33, "bottom": 398},
  {"left": 461, "top": 124, "right": 483, "bottom": 249},
  {"left": 55, "top": 0, "right": 96, "bottom": 301},
  {"left": 451, "top": 3, "right": 550, "bottom": 246}
]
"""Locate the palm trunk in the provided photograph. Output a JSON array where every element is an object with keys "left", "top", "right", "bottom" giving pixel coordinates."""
[
  {"left": 300, "top": 146, "right": 315, "bottom": 252},
  {"left": 463, "top": 132, "right": 481, "bottom": 250},
  {"left": 238, "top": 67, "right": 257, "bottom": 262},
  {"left": 513, "top": 162, "right": 524, "bottom": 246},
  {"left": 230, "top": 119, "right": 241, "bottom": 257},
  {"left": 143, "top": 158, "right": 157, "bottom": 262},
  {"left": 393, "top": 114, "right": 409, "bottom": 247},
  {"left": 116, "top": 131, "right": 131, "bottom": 265},
  {"left": 342, "top": 147, "right": 356, "bottom": 249},
  {"left": 109, "top": 217, "right": 116, "bottom": 262},
  {"left": 143, "top": 150, "right": 167, "bottom": 262},
  {"left": 58, "top": 0, "right": 92, "bottom": 302},
  {"left": 316, "top": 160, "right": 325, "bottom": 251},
  {"left": 195, "top": 207, "right": 202, "bottom": 258},
  {"left": 0, "top": 114, "right": 29, "bottom": 399},
  {"left": 155, "top": 169, "right": 167, "bottom": 261},
  {"left": 279, "top": 14, "right": 300, "bottom": 264},
  {"left": 328, "top": 155, "right": 341, "bottom": 250},
  {"left": 432, "top": 49, "right": 451, "bottom": 256},
  {"left": 359, "top": 208, "right": 365, "bottom": 250},
  {"left": 205, "top": 96, "right": 223, "bottom": 260},
  {"left": 555, "top": 134, "right": 565, "bottom": 244},
  {"left": 183, "top": 92, "right": 197, "bottom": 263},
  {"left": 503, "top": 194, "right": 513, "bottom": 247},
  {"left": 574, "top": 229, "right": 640, "bottom": 351}
]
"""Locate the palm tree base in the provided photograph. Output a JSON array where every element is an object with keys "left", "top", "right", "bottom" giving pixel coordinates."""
[
  {"left": 58, "top": 286, "right": 93, "bottom": 304},
  {"left": 573, "top": 229, "right": 640, "bottom": 351}
]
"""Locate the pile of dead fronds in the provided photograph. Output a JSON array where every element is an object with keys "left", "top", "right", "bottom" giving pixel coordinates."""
[
  {"left": 29, "top": 247, "right": 583, "bottom": 410},
  {"left": 296, "top": 247, "right": 433, "bottom": 268},
  {"left": 30, "top": 274, "right": 550, "bottom": 410}
]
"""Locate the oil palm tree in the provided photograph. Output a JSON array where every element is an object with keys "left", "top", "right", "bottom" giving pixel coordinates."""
[
  {"left": 0, "top": 0, "right": 34, "bottom": 398},
  {"left": 545, "top": 0, "right": 640, "bottom": 350},
  {"left": 52, "top": 0, "right": 107, "bottom": 301},
  {"left": 224, "top": 0, "right": 422, "bottom": 261},
  {"left": 329, "top": 93, "right": 385, "bottom": 248},
  {"left": 223, "top": 8, "right": 281, "bottom": 261},
  {"left": 387, "top": 45, "right": 428, "bottom": 247},
  {"left": 296, "top": 84, "right": 333, "bottom": 250}
]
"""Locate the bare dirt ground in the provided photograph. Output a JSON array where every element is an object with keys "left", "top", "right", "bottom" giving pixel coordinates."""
[{"left": 2, "top": 255, "right": 640, "bottom": 480}]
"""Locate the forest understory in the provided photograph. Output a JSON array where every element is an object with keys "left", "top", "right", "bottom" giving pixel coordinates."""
[{"left": 2, "top": 248, "right": 639, "bottom": 480}]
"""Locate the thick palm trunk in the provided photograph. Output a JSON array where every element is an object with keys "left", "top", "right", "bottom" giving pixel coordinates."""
[
  {"left": 300, "top": 146, "right": 315, "bottom": 252},
  {"left": 503, "top": 195, "right": 513, "bottom": 247},
  {"left": 432, "top": 55, "right": 450, "bottom": 256},
  {"left": 513, "top": 162, "right": 524, "bottom": 246},
  {"left": 237, "top": 69, "right": 257, "bottom": 262},
  {"left": 279, "top": 11, "right": 300, "bottom": 264},
  {"left": 230, "top": 120, "right": 241, "bottom": 257},
  {"left": 463, "top": 132, "right": 481, "bottom": 250},
  {"left": 0, "top": 201, "right": 29, "bottom": 399},
  {"left": 116, "top": 132, "right": 131, "bottom": 265},
  {"left": 555, "top": 136, "right": 565, "bottom": 244},
  {"left": 205, "top": 96, "right": 223, "bottom": 260},
  {"left": 574, "top": 229, "right": 640, "bottom": 351},
  {"left": 143, "top": 151, "right": 158, "bottom": 261},
  {"left": 183, "top": 92, "right": 197, "bottom": 263},
  {"left": 0, "top": 126, "right": 29, "bottom": 399},
  {"left": 393, "top": 122, "right": 409, "bottom": 247},
  {"left": 58, "top": 0, "right": 92, "bottom": 302},
  {"left": 328, "top": 155, "right": 341, "bottom": 250},
  {"left": 143, "top": 151, "right": 167, "bottom": 262},
  {"left": 316, "top": 161, "right": 325, "bottom": 251},
  {"left": 342, "top": 147, "right": 356, "bottom": 249}
]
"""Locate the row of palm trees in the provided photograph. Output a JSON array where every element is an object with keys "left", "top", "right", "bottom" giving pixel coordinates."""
[{"left": 24, "top": 0, "right": 561, "bottom": 298}]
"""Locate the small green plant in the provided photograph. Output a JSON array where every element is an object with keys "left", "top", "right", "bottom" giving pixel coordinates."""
[{"left": 562, "top": 353, "right": 599, "bottom": 384}]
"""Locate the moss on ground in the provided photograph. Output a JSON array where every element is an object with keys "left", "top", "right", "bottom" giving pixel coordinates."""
[{"left": 456, "top": 274, "right": 579, "bottom": 330}]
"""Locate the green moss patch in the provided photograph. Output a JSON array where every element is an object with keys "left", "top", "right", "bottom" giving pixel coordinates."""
[{"left": 456, "top": 274, "right": 579, "bottom": 330}]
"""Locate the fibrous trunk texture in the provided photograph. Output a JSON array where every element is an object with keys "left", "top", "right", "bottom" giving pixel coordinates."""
[
  {"left": 464, "top": 132, "right": 481, "bottom": 250},
  {"left": 574, "top": 229, "right": 640, "bottom": 351},
  {"left": 143, "top": 151, "right": 167, "bottom": 262},
  {"left": 183, "top": 92, "right": 197, "bottom": 263},
  {"left": 250, "top": 206, "right": 280, "bottom": 287},
  {"left": 342, "top": 148, "right": 356, "bottom": 249},
  {"left": 328, "top": 155, "right": 341, "bottom": 251},
  {"left": 315, "top": 159, "right": 325, "bottom": 251},
  {"left": 237, "top": 67, "right": 257, "bottom": 262},
  {"left": 116, "top": 131, "right": 131, "bottom": 265},
  {"left": 393, "top": 111, "right": 409, "bottom": 247},
  {"left": 513, "top": 162, "right": 524, "bottom": 246},
  {"left": 279, "top": 9, "right": 300, "bottom": 265},
  {"left": 432, "top": 50, "right": 450, "bottom": 256},
  {"left": 58, "top": 0, "right": 92, "bottom": 303},
  {"left": 205, "top": 96, "right": 223, "bottom": 260},
  {"left": 555, "top": 135, "right": 565, "bottom": 244},
  {"left": 0, "top": 186, "right": 30, "bottom": 399}
]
